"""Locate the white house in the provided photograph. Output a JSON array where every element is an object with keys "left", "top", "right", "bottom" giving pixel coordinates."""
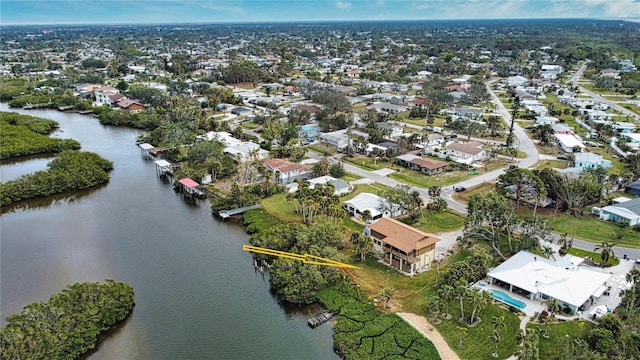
[
  {"left": 535, "top": 116, "right": 560, "bottom": 126},
  {"left": 376, "top": 122, "right": 404, "bottom": 139},
  {"left": 343, "top": 193, "right": 399, "bottom": 221},
  {"left": 487, "top": 251, "right": 610, "bottom": 314},
  {"left": 93, "top": 86, "right": 119, "bottom": 106},
  {"left": 507, "top": 76, "right": 529, "bottom": 87},
  {"left": 307, "top": 176, "right": 353, "bottom": 196},
  {"left": 555, "top": 133, "right": 585, "bottom": 153},
  {"left": 263, "top": 158, "right": 312, "bottom": 184},
  {"left": 319, "top": 129, "right": 350, "bottom": 150},
  {"left": 224, "top": 142, "right": 269, "bottom": 163},
  {"left": 445, "top": 141, "right": 486, "bottom": 164},
  {"left": 540, "top": 64, "right": 563, "bottom": 79}
]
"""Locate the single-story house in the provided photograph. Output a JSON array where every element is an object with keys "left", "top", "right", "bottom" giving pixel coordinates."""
[
  {"left": 593, "top": 197, "right": 640, "bottom": 226},
  {"left": 555, "top": 133, "right": 585, "bottom": 153},
  {"left": 612, "top": 122, "right": 637, "bottom": 134},
  {"left": 343, "top": 193, "right": 398, "bottom": 221},
  {"left": 487, "top": 251, "right": 610, "bottom": 314},
  {"left": 117, "top": 99, "right": 145, "bottom": 113},
  {"left": 263, "top": 158, "right": 312, "bottom": 184},
  {"left": 299, "top": 124, "right": 322, "bottom": 139},
  {"left": 445, "top": 141, "right": 486, "bottom": 164},
  {"left": 231, "top": 107, "right": 253, "bottom": 116},
  {"left": 367, "top": 217, "right": 440, "bottom": 276},
  {"left": 376, "top": 122, "right": 404, "bottom": 139},
  {"left": 409, "top": 98, "right": 427, "bottom": 108},
  {"left": 507, "top": 75, "right": 529, "bottom": 87},
  {"left": 319, "top": 129, "right": 350, "bottom": 150},
  {"left": 224, "top": 142, "right": 269, "bottom": 163},
  {"left": 395, "top": 154, "right": 448, "bottom": 175},
  {"left": 625, "top": 179, "right": 640, "bottom": 196},
  {"left": 307, "top": 175, "right": 353, "bottom": 196},
  {"left": 372, "top": 102, "right": 408, "bottom": 114},
  {"left": 573, "top": 152, "right": 611, "bottom": 169},
  {"left": 441, "top": 107, "right": 484, "bottom": 120},
  {"left": 535, "top": 116, "right": 559, "bottom": 126}
]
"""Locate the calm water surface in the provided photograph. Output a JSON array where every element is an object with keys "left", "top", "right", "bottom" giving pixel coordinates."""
[{"left": 0, "top": 104, "right": 338, "bottom": 360}]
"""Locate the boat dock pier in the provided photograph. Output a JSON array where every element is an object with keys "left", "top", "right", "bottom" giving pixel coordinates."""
[
  {"left": 217, "top": 204, "right": 261, "bottom": 220},
  {"left": 307, "top": 312, "right": 333, "bottom": 328},
  {"left": 154, "top": 159, "right": 180, "bottom": 177}
]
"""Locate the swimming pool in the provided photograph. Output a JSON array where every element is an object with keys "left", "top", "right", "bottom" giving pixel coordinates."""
[{"left": 490, "top": 289, "right": 527, "bottom": 310}]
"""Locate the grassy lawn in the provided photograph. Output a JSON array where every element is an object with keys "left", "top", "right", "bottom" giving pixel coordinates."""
[
  {"left": 567, "top": 247, "right": 620, "bottom": 266},
  {"left": 307, "top": 143, "right": 337, "bottom": 155},
  {"left": 543, "top": 213, "right": 640, "bottom": 248},
  {"left": 260, "top": 193, "right": 302, "bottom": 223},
  {"left": 240, "top": 121, "right": 260, "bottom": 129},
  {"left": 389, "top": 160, "right": 510, "bottom": 189},
  {"left": 343, "top": 156, "right": 393, "bottom": 171},
  {"left": 452, "top": 182, "right": 495, "bottom": 204},
  {"left": 405, "top": 210, "right": 465, "bottom": 233},
  {"left": 435, "top": 303, "right": 520, "bottom": 360},
  {"left": 528, "top": 320, "right": 593, "bottom": 359},
  {"left": 344, "top": 246, "right": 521, "bottom": 359},
  {"left": 621, "top": 103, "right": 640, "bottom": 115},
  {"left": 533, "top": 159, "right": 568, "bottom": 170}
]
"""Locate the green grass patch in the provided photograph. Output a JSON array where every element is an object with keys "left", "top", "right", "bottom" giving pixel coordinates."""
[
  {"left": 343, "top": 156, "right": 393, "bottom": 171},
  {"left": 528, "top": 320, "right": 593, "bottom": 359},
  {"left": 260, "top": 193, "right": 303, "bottom": 223},
  {"left": 452, "top": 182, "right": 495, "bottom": 204},
  {"left": 435, "top": 304, "right": 520, "bottom": 360},
  {"left": 240, "top": 121, "right": 260, "bottom": 129},
  {"left": 567, "top": 248, "right": 620, "bottom": 266},
  {"left": 533, "top": 159, "right": 568, "bottom": 170},
  {"left": 543, "top": 213, "right": 640, "bottom": 249},
  {"left": 342, "top": 183, "right": 391, "bottom": 200},
  {"left": 401, "top": 210, "right": 465, "bottom": 233},
  {"left": 308, "top": 143, "right": 337, "bottom": 155}
]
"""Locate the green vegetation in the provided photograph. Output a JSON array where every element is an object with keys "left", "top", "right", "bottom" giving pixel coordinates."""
[
  {"left": 0, "top": 280, "right": 135, "bottom": 360},
  {"left": 0, "top": 78, "right": 28, "bottom": 101},
  {"left": 0, "top": 112, "right": 80, "bottom": 159},
  {"left": 319, "top": 285, "right": 441, "bottom": 360},
  {"left": 567, "top": 248, "right": 620, "bottom": 266},
  {"left": 544, "top": 214, "right": 639, "bottom": 248},
  {"left": 529, "top": 320, "right": 593, "bottom": 359},
  {"left": 400, "top": 210, "right": 465, "bottom": 233},
  {"left": 0, "top": 150, "right": 113, "bottom": 207},
  {"left": 260, "top": 193, "right": 303, "bottom": 223}
]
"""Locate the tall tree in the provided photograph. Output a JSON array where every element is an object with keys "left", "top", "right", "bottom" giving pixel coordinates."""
[
  {"left": 506, "top": 96, "right": 520, "bottom": 148},
  {"left": 594, "top": 242, "right": 615, "bottom": 267}
]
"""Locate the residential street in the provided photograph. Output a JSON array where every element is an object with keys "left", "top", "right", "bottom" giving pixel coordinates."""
[{"left": 308, "top": 77, "right": 640, "bottom": 259}]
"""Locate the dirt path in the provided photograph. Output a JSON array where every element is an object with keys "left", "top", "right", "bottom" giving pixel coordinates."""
[{"left": 397, "top": 312, "right": 460, "bottom": 360}]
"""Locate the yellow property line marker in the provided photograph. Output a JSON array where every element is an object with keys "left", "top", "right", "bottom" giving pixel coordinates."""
[{"left": 242, "top": 245, "right": 360, "bottom": 269}]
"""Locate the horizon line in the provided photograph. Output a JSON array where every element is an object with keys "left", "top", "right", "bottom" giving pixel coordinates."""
[{"left": 3, "top": 17, "right": 639, "bottom": 27}]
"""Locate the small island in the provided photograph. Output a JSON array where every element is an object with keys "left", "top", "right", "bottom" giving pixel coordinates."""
[{"left": 0, "top": 280, "right": 135, "bottom": 359}]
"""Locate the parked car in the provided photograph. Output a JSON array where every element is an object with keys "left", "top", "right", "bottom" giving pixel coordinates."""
[
  {"left": 557, "top": 155, "right": 568, "bottom": 160},
  {"left": 454, "top": 186, "right": 466, "bottom": 192}
]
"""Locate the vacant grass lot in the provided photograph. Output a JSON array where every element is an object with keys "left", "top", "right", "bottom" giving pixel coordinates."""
[
  {"left": 452, "top": 182, "right": 495, "bottom": 204},
  {"left": 528, "top": 320, "right": 593, "bottom": 359},
  {"left": 544, "top": 213, "right": 639, "bottom": 248},
  {"left": 401, "top": 210, "right": 465, "bottom": 233},
  {"left": 347, "top": 253, "right": 520, "bottom": 360}
]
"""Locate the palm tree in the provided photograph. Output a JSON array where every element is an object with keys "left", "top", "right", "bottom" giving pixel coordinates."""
[
  {"left": 456, "top": 326, "right": 468, "bottom": 348},
  {"left": 541, "top": 246, "right": 555, "bottom": 261},
  {"left": 488, "top": 329, "right": 501, "bottom": 358},
  {"left": 626, "top": 268, "right": 640, "bottom": 284},
  {"left": 468, "top": 289, "right": 491, "bottom": 324},
  {"left": 455, "top": 279, "right": 468, "bottom": 321},
  {"left": 361, "top": 209, "right": 372, "bottom": 224},
  {"left": 594, "top": 241, "right": 615, "bottom": 267},
  {"left": 491, "top": 315, "right": 506, "bottom": 333},
  {"left": 380, "top": 287, "right": 394, "bottom": 309},
  {"left": 545, "top": 298, "right": 560, "bottom": 317},
  {"left": 438, "top": 284, "right": 455, "bottom": 319}
]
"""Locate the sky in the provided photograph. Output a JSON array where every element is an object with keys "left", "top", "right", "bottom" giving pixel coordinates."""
[{"left": 2, "top": 0, "right": 640, "bottom": 25}]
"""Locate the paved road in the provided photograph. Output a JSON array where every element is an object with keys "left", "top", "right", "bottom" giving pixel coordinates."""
[
  {"left": 303, "top": 76, "right": 640, "bottom": 257},
  {"left": 572, "top": 61, "right": 639, "bottom": 121}
]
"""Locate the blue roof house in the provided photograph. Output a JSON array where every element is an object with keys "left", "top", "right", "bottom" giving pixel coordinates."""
[{"left": 299, "top": 124, "right": 321, "bottom": 139}]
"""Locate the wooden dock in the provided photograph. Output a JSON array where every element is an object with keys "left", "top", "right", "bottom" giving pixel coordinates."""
[
  {"left": 217, "top": 204, "right": 261, "bottom": 220},
  {"left": 307, "top": 312, "right": 333, "bottom": 328}
]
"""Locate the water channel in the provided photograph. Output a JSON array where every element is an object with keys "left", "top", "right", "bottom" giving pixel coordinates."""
[{"left": 0, "top": 104, "right": 338, "bottom": 360}]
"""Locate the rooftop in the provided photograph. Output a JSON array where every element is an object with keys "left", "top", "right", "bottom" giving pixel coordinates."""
[{"left": 368, "top": 217, "right": 439, "bottom": 254}]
